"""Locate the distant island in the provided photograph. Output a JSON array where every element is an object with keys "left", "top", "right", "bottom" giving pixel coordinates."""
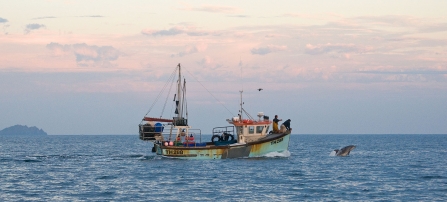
[{"left": 0, "top": 125, "right": 48, "bottom": 136}]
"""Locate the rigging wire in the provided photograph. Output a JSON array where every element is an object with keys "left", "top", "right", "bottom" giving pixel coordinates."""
[
  {"left": 144, "top": 66, "right": 177, "bottom": 117},
  {"left": 183, "top": 67, "right": 235, "bottom": 117},
  {"left": 160, "top": 73, "right": 176, "bottom": 118},
  {"left": 239, "top": 59, "right": 244, "bottom": 119},
  {"left": 183, "top": 79, "right": 188, "bottom": 120},
  {"left": 242, "top": 108, "right": 254, "bottom": 120}
]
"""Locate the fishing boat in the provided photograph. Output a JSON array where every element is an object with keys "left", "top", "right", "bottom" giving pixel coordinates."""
[{"left": 138, "top": 63, "right": 291, "bottom": 159}]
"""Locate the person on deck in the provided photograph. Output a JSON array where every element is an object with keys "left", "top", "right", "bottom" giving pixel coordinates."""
[
  {"left": 175, "top": 135, "right": 182, "bottom": 143},
  {"left": 273, "top": 115, "right": 282, "bottom": 133},
  {"left": 280, "top": 119, "right": 291, "bottom": 133},
  {"left": 180, "top": 129, "right": 186, "bottom": 136}
]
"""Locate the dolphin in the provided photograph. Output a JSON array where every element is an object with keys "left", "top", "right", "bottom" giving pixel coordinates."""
[{"left": 333, "top": 145, "right": 356, "bottom": 156}]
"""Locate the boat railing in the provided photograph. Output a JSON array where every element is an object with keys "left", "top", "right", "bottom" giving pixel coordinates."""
[
  {"left": 185, "top": 129, "right": 202, "bottom": 143},
  {"left": 139, "top": 123, "right": 203, "bottom": 143},
  {"left": 212, "top": 126, "right": 236, "bottom": 137},
  {"left": 139, "top": 123, "right": 161, "bottom": 141}
]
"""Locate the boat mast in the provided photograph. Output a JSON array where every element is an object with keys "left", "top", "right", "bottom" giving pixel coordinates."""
[
  {"left": 239, "top": 60, "right": 244, "bottom": 121},
  {"left": 177, "top": 63, "right": 183, "bottom": 120}
]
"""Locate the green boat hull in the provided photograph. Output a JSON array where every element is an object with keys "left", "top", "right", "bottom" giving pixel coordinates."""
[{"left": 155, "top": 133, "right": 290, "bottom": 159}]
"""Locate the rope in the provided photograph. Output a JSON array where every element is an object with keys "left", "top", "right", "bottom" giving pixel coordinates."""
[
  {"left": 144, "top": 66, "right": 177, "bottom": 117},
  {"left": 183, "top": 67, "right": 235, "bottom": 117},
  {"left": 160, "top": 74, "right": 176, "bottom": 118},
  {"left": 242, "top": 108, "right": 255, "bottom": 120},
  {"left": 183, "top": 79, "right": 188, "bottom": 120}
]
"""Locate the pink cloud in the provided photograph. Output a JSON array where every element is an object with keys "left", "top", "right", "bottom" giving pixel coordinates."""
[
  {"left": 251, "top": 45, "right": 287, "bottom": 55},
  {"left": 192, "top": 5, "right": 240, "bottom": 13},
  {"left": 353, "top": 15, "right": 424, "bottom": 27},
  {"left": 141, "top": 25, "right": 210, "bottom": 37},
  {"left": 46, "top": 42, "right": 120, "bottom": 67},
  {"left": 171, "top": 43, "right": 208, "bottom": 57},
  {"left": 142, "top": 27, "right": 185, "bottom": 36},
  {"left": 305, "top": 43, "right": 370, "bottom": 55}
]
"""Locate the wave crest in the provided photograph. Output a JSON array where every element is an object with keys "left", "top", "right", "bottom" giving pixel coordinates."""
[{"left": 263, "top": 150, "right": 291, "bottom": 158}]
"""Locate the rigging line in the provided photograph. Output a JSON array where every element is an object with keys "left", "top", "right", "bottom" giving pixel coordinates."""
[
  {"left": 160, "top": 72, "right": 176, "bottom": 118},
  {"left": 144, "top": 66, "right": 177, "bottom": 117},
  {"left": 169, "top": 96, "right": 175, "bottom": 120},
  {"left": 183, "top": 67, "right": 235, "bottom": 117},
  {"left": 242, "top": 108, "right": 254, "bottom": 120},
  {"left": 183, "top": 79, "right": 188, "bottom": 119}
]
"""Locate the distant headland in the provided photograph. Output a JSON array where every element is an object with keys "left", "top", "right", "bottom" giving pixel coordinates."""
[{"left": 0, "top": 125, "right": 48, "bottom": 136}]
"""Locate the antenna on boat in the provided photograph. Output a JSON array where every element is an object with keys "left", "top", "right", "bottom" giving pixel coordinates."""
[
  {"left": 239, "top": 90, "right": 243, "bottom": 120},
  {"left": 237, "top": 60, "right": 255, "bottom": 121},
  {"left": 239, "top": 59, "right": 244, "bottom": 120},
  {"left": 239, "top": 58, "right": 243, "bottom": 92}
]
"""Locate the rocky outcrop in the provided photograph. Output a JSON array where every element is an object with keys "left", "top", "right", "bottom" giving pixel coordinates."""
[{"left": 0, "top": 125, "right": 48, "bottom": 136}]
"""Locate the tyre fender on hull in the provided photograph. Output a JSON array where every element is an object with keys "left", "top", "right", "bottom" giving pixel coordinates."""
[
  {"left": 225, "top": 133, "right": 235, "bottom": 141},
  {"left": 211, "top": 135, "right": 222, "bottom": 142}
]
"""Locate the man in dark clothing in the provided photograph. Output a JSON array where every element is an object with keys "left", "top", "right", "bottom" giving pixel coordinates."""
[{"left": 280, "top": 119, "right": 291, "bottom": 132}]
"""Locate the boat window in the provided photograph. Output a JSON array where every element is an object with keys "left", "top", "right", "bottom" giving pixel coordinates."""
[
  {"left": 256, "top": 126, "right": 264, "bottom": 133},
  {"left": 265, "top": 126, "right": 270, "bottom": 133},
  {"left": 248, "top": 126, "right": 254, "bottom": 134}
]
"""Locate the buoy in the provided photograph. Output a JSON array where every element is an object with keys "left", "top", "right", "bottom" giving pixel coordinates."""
[
  {"left": 189, "top": 134, "right": 195, "bottom": 142},
  {"left": 169, "top": 141, "right": 173, "bottom": 146},
  {"left": 164, "top": 142, "right": 168, "bottom": 146}
]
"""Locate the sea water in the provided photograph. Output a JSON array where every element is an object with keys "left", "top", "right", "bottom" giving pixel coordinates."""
[{"left": 1, "top": 134, "right": 446, "bottom": 201}]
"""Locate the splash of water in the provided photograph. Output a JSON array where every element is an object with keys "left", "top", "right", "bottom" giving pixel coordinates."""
[
  {"left": 329, "top": 150, "right": 337, "bottom": 156},
  {"left": 263, "top": 150, "right": 291, "bottom": 158}
]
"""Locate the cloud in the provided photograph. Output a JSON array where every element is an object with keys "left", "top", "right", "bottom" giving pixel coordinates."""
[
  {"left": 32, "top": 16, "right": 57, "bottom": 20},
  {"left": 227, "top": 15, "right": 249, "bottom": 18},
  {"left": 197, "top": 56, "right": 213, "bottom": 65},
  {"left": 32, "top": 16, "right": 103, "bottom": 20},
  {"left": 192, "top": 5, "right": 240, "bottom": 13},
  {"left": 24, "top": 23, "right": 46, "bottom": 34},
  {"left": 264, "top": 34, "right": 281, "bottom": 38},
  {"left": 142, "top": 26, "right": 210, "bottom": 37},
  {"left": 251, "top": 45, "right": 287, "bottom": 55},
  {"left": 171, "top": 43, "right": 208, "bottom": 57},
  {"left": 73, "top": 43, "right": 119, "bottom": 62},
  {"left": 46, "top": 42, "right": 120, "bottom": 67},
  {"left": 419, "top": 23, "right": 447, "bottom": 33},
  {"left": 283, "top": 13, "right": 325, "bottom": 20},
  {"left": 0, "top": 17, "right": 8, "bottom": 34},
  {"left": 353, "top": 15, "right": 423, "bottom": 27},
  {"left": 46, "top": 42, "right": 71, "bottom": 56},
  {"left": 78, "top": 15, "right": 104, "bottom": 18},
  {"left": 356, "top": 70, "right": 447, "bottom": 75},
  {"left": 142, "top": 27, "right": 185, "bottom": 36},
  {"left": 305, "top": 43, "right": 369, "bottom": 56}
]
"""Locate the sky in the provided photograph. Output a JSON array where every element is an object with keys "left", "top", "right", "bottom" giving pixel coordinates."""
[{"left": 1, "top": 0, "right": 447, "bottom": 135}]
